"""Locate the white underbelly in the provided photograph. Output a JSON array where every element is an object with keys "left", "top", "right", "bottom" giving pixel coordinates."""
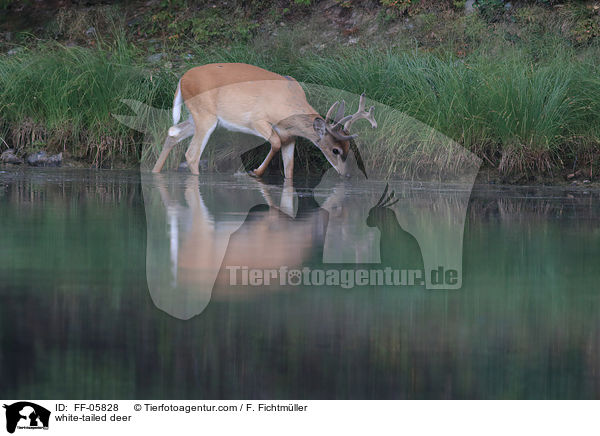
[{"left": 218, "top": 117, "right": 264, "bottom": 139}]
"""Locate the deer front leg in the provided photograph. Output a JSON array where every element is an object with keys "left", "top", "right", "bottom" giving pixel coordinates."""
[
  {"left": 250, "top": 122, "right": 282, "bottom": 178},
  {"left": 281, "top": 140, "right": 295, "bottom": 179},
  {"left": 152, "top": 119, "right": 195, "bottom": 173}
]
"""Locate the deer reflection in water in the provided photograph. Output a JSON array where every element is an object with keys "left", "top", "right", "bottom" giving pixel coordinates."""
[
  {"left": 154, "top": 175, "right": 230, "bottom": 292},
  {"left": 145, "top": 173, "right": 432, "bottom": 319},
  {"left": 215, "top": 180, "right": 330, "bottom": 297},
  {"left": 146, "top": 174, "right": 335, "bottom": 315}
]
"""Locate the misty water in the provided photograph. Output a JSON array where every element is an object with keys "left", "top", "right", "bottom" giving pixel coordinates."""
[{"left": 1, "top": 167, "right": 599, "bottom": 399}]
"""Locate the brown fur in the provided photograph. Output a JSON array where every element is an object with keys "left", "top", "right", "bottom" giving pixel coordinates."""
[{"left": 152, "top": 63, "right": 351, "bottom": 178}]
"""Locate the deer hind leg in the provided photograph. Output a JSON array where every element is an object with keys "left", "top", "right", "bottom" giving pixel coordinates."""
[
  {"left": 185, "top": 114, "right": 218, "bottom": 175},
  {"left": 250, "top": 121, "right": 282, "bottom": 178},
  {"left": 152, "top": 118, "right": 195, "bottom": 173},
  {"left": 281, "top": 140, "right": 295, "bottom": 179}
]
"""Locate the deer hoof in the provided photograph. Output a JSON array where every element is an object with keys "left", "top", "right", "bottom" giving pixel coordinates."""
[{"left": 248, "top": 170, "right": 261, "bottom": 178}]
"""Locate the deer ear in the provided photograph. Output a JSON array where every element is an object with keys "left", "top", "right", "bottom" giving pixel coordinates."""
[{"left": 313, "top": 118, "right": 327, "bottom": 138}]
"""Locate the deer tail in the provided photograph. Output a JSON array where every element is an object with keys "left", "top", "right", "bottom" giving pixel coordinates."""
[{"left": 172, "top": 80, "right": 183, "bottom": 125}]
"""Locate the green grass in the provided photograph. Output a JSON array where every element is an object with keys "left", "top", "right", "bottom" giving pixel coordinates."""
[
  {"left": 0, "top": 36, "right": 176, "bottom": 166},
  {"left": 192, "top": 41, "right": 600, "bottom": 177},
  {"left": 1, "top": 24, "right": 599, "bottom": 177}
]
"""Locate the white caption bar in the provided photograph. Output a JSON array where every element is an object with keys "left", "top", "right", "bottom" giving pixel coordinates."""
[{"left": 1, "top": 400, "right": 597, "bottom": 435}]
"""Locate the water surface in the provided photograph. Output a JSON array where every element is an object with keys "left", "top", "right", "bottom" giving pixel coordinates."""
[{"left": 1, "top": 167, "right": 599, "bottom": 399}]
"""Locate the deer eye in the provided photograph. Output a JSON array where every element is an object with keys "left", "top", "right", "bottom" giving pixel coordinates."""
[{"left": 332, "top": 148, "right": 340, "bottom": 155}]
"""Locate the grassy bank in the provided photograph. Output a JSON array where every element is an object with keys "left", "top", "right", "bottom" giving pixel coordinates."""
[
  {"left": 0, "top": 37, "right": 176, "bottom": 166},
  {"left": 1, "top": 1, "right": 600, "bottom": 182}
]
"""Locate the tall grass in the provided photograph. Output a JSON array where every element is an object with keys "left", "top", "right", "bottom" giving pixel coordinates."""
[
  {"left": 0, "top": 37, "right": 176, "bottom": 166},
  {"left": 286, "top": 47, "right": 596, "bottom": 175},
  {"left": 1, "top": 30, "right": 599, "bottom": 176},
  {"left": 190, "top": 33, "right": 600, "bottom": 176}
]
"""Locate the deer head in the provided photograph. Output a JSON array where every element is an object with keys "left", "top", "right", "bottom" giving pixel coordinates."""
[{"left": 313, "top": 93, "right": 377, "bottom": 177}]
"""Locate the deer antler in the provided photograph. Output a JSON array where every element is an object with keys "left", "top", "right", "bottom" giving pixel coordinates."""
[
  {"left": 325, "top": 101, "right": 339, "bottom": 123},
  {"left": 325, "top": 101, "right": 347, "bottom": 124},
  {"left": 323, "top": 94, "right": 377, "bottom": 141},
  {"left": 324, "top": 100, "right": 356, "bottom": 141},
  {"left": 338, "top": 93, "right": 377, "bottom": 131}
]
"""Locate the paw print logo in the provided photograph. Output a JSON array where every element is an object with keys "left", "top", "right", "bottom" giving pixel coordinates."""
[{"left": 287, "top": 270, "right": 302, "bottom": 286}]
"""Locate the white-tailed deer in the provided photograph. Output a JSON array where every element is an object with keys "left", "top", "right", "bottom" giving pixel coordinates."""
[{"left": 151, "top": 63, "right": 377, "bottom": 178}]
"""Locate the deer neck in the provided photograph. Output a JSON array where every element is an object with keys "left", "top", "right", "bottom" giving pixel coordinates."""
[{"left": 274, "top": 113, "right": 320, "bottom": 143}]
